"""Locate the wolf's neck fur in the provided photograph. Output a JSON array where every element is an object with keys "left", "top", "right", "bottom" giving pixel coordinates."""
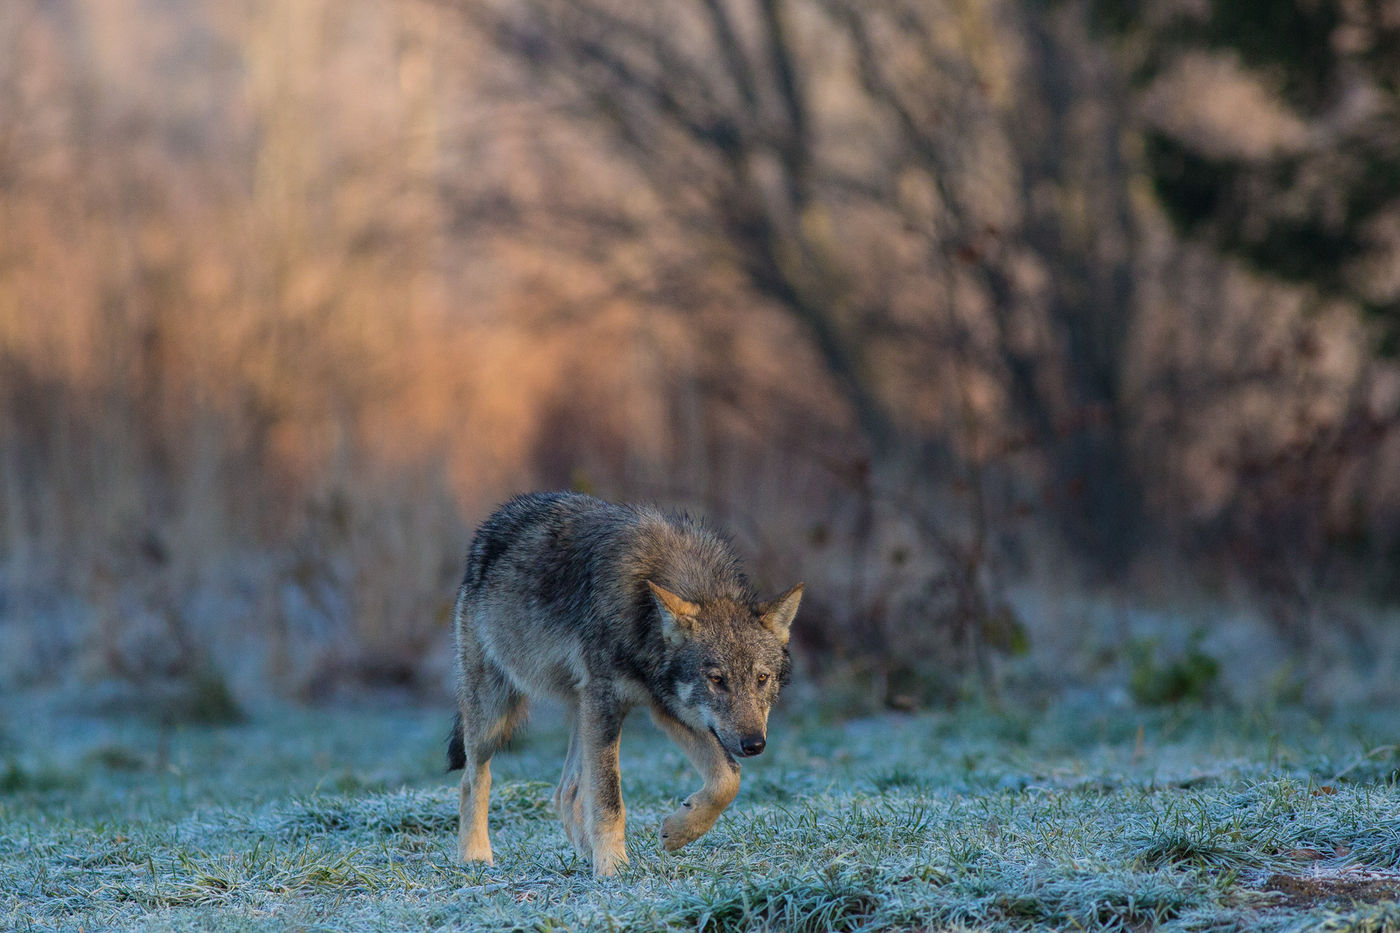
[{"left": 630, "top": 508, "right": 754, "bottom": 608}]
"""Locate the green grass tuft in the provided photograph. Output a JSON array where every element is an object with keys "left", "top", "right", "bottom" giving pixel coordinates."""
[{"left": 1305, "top": 900, "right": 1400, "bottom": 933}]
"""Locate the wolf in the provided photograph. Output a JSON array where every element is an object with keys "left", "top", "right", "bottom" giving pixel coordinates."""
[{"left": 446, "top": 491, "right": 803, "bottom": 877}]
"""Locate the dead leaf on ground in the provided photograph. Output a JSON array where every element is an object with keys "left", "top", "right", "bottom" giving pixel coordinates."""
[{"left": 1264, "top": 868, "right": 1400, "bottom": 906}]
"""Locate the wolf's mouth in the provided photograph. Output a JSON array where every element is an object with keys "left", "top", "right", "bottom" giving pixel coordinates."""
[{"left": 709, "top": 725, "right": 739, "bottom": 758}]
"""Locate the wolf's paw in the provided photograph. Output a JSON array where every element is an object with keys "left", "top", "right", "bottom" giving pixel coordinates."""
[
  {"left": 562, "top": 816, "right": 590, "bottom": 857},
  {"left": 458, "top": 841, "right": 494, "bottom": 865},
  {"left": 659, "top": 805, "right": 710, "bottom": 852},
  {"left": 591, "top": 843, "right": 628, "bottom": 877},
  {"left": 557, "top": 788, "right": 591, "bottom": 856}
]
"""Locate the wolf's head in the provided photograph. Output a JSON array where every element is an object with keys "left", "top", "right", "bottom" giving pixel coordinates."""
[{"left": 649, "top": 580, "right": 803, "bottom": 759}]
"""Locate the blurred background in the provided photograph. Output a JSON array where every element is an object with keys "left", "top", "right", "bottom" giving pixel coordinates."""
[{"left": 2, "top": 0, "right": 1399, "bottom": 717}]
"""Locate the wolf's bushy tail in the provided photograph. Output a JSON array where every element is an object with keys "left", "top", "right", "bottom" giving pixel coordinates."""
[{"left": 446, "top": 710, "right": 466, "bottom": 772}]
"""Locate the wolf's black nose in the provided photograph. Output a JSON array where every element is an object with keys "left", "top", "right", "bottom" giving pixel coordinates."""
[{"left": 740, "top": 736, "right": 766, "bottom": 756}]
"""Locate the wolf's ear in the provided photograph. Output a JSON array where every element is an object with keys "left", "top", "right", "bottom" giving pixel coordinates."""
[
  {"left": 758, "top": 583, "right": 803, "bottom": 646},
  {"left": 649, "top": 580, "right": 701, "bottom": 646}
]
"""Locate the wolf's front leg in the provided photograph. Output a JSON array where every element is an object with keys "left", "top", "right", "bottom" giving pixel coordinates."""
[
  {"left": 650, "top": 706, "right": 741, "bottom": 851},
  {"left": 578, "top": 689, "right": 629, "bottom": 876}
]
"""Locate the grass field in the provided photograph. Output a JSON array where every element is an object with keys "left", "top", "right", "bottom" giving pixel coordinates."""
[{"left": 3, "top": 690, "right": 1399, "bottom": 932}]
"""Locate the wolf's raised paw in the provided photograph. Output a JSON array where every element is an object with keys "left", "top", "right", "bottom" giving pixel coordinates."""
[
  {"left": 555, "top": 778, "right": 591, "bottom": 856},
  {"left": 659, "top": 808, "right": 709, "bottom": 851}
]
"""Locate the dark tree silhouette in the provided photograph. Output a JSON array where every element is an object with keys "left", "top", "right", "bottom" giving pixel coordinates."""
[{"left": 1095, "top": 0, "right": 1400, "bottom": 350}]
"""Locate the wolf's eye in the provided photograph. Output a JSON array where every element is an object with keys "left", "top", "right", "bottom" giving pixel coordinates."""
[
  {"left": 756, "top": 672, "right": 769, "bottom": 685},
  {"left": 708, "top": 673, "right": 725, "bottom": 688}
]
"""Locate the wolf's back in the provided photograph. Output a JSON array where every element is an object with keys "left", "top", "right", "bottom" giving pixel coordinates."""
[
  {"left": 460, "top": 492, "right": 628, "bottom": 597},
  {"left": 459, "top": 491, "right": 750, "bottom": 609}
]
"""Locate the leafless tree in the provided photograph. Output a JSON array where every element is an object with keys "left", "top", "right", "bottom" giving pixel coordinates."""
[{"left": 446, "top": 0, "right": 1158, "bottom": 693}]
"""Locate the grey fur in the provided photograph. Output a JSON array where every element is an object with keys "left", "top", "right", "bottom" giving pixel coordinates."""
[{"left": 448, "top": 491, "right": 802, "bottom": 876}]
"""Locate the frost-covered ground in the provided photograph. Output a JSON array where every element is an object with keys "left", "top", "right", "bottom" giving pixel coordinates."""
[{"left": 3, "top": 691, "right": 1399, "bottom": 931}]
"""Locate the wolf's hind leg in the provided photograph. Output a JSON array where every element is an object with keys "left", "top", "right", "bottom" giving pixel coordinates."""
[
  {"left": 553, "top": 701, "right": 589, "bottom": 856},
  {"left": 458, "top": 759, "right": 492, "bottom": 864},
  {"left": 457, "top": 661, "right": 527, "bottom": 866},
  {"left": 650, "top": 706, "right": 741, "bottom": 852}
]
